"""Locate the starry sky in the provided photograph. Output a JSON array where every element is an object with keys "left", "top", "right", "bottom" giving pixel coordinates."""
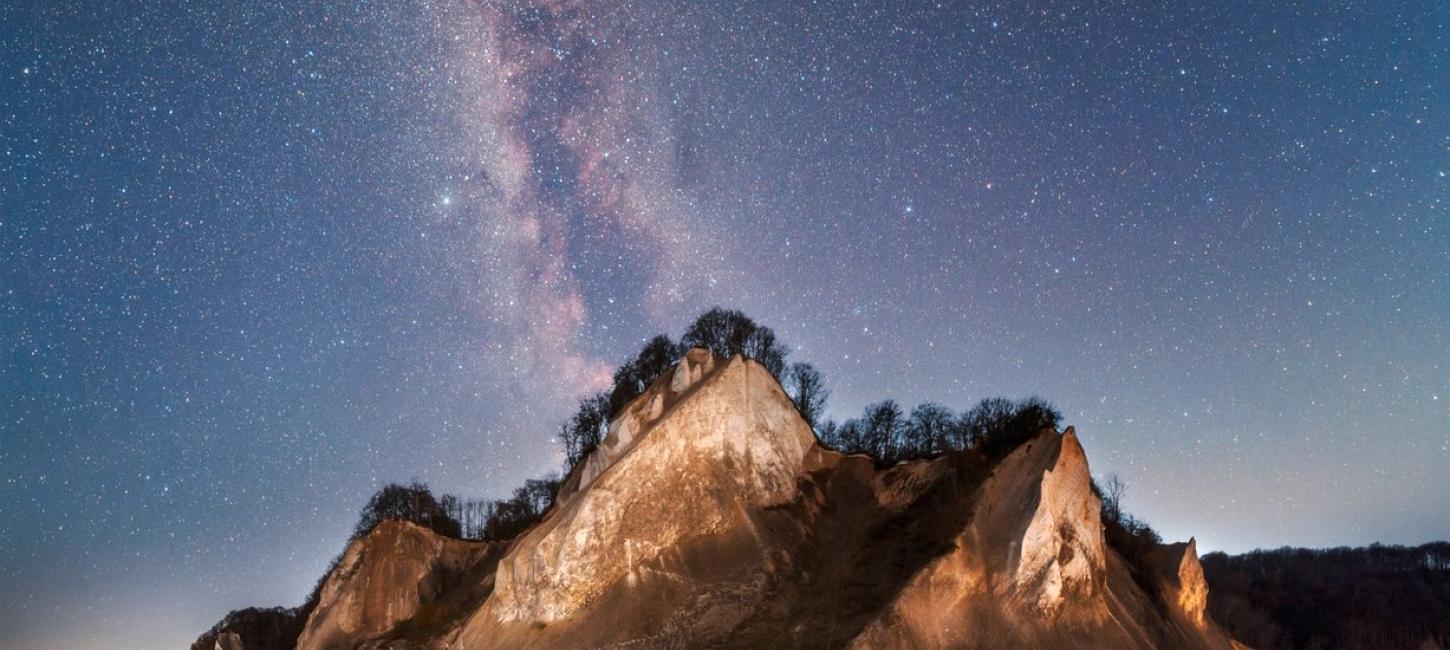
[{"left": 2, "top": 1, "right": 1447, "bottom": 648}]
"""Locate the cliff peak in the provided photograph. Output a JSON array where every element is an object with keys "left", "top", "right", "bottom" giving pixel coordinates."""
[
  {"left": 1158, "top": 537, "right": 1212, "bottom": 629},
  {"left": 472, "top": 350, "right": 816, "bottom": 636},
  {"left": 202, "top": 351, "right": 1241, "bottom": 649},
  {"left": 1012, "top": 426, "right": 1108, "bottom": 617}
]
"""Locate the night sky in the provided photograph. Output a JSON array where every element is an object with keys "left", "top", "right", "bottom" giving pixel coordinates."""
[{"left": 2, "top": 1, "right": 1447, "bottom": 648}]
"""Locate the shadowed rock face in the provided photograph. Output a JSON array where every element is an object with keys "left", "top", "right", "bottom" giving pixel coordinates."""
[
  {"left": 202, "top": 349, "right": 1241, "bottom": 650},
  {"left": 848, "top": 428, "right": 1135, "bottom": 649}
]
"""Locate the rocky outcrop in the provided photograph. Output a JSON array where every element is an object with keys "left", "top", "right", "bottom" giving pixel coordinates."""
[
  {"left": 848, "top": 428, "right": 1144, "bottom": 648},
  {"left": 214, "top": 631, "right": 243, "bottom": 650},
  {"left": 1158, "top": 538, "right": 1211, "bottom": 628},
  {"left": 1011, "top": 428, "right": 1107, "bottom": 616},
  {"left": 200, "top": 348, "right": 1242, "bottom": 649},
  {"left": 296, "top": 520, "right": 503, "bottom": 650},
  {"left": 563, "top": 347, "right": 721, "bottom": 499},
  {"left": 456, "top": 350, "right": 819, "bottom": 646}
]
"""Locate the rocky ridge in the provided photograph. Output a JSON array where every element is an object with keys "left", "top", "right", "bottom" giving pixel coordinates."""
[{"left": 202, "top": 349, "right": 1238, "bottom": 649}]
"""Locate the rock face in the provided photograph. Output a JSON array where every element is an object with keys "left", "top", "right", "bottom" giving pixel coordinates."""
[
  {"left": 202, "top": 348, "right": 1241, "bottom": 649},
  {"left": 297, "top": 520, "right": 504, "bottom": 650},
  {"left": 1159, "top": 538, "right": 1212, "bottom": 629},
  {"left": 458, "top": 349, "right": 819, "bottom": 646},
  {"left": 215, "top": 632, "right": 244, "bottom": 650},
  {"left": 845, "top": 429, "right": 1110, "bottom": 648},
  {"left": 1010, "top": 428, "right": 1108, "bottom": 616}
]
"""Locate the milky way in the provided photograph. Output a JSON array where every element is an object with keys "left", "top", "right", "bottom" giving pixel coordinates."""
[
  {"left": 428, "top": 1, "right": 738, "bottom": 411},
  {"left": 2, "top": 1, "right": 1446, "bottom": 648}
]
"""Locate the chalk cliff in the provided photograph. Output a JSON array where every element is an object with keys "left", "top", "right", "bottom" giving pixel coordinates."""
[{"left": 202, "top": 349, "right": 1239, "bottom": 649}]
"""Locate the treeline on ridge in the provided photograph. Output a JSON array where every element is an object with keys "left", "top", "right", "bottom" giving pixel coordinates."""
[
  {"left": 351, "top": 307, "right": 1069, "bottom": 547},
  {"left": 197, "top": 307, "right": 1162, "bottom": 650},
  {"left": 557, "top": 306, "right": 1063, "bottom": 469},
  {"left": 350, "top": 477, "right": 560, "bottom": 543}
]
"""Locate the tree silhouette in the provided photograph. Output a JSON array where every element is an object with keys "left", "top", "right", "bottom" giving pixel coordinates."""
[
  {"left": 1202, "top": 542, "right": 1450, "bottom": 650},
  {"left": 904, "top": 402, "right": 955, "bottom": 456},
  {"left": 819, "top": 396, "right": 1062, "bottom": 464},
  {"left": 560, "top": 392, "right": 609, "bottom": 469},
  {"left": 819, "top": 418, "right": 866, "bottom": 455},
  {"left": 963, "top": 396, "right": 1060, "bottom": 458},
  {"left": 352, "top": 482, "right": 461, "bottom": 540},
  {"left": 860, "top": 400, "right": 905, "bottom": 461},
  {"left": 1101, "top": 473, "right": 1126, "bottom": 524},
  {"left": 681, "top": 307, "right": 788, "bottom": 377},
  {"left": 785, "top": 362, "right": 829, "bottom": 429},
  {"left": 481, "top": 475, "right": 561, "bottom": 540},
  {"left": 608, "top": 334, "right": 680, "bottom": 416}
]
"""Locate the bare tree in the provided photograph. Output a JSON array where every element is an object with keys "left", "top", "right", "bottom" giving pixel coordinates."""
[
  {"left": 785, "top": 362, "right": 829, "bottom": 429},
  {"left": 607, "top": 335, "right": 680, "bottom": 415},
  {"left": 1102, "top": 473, "right": 1126, "bottom": 524},
  {"left": 681, "top": 307, "right": 788, "bottom": 377},
  {"left": 962, "top": 396, "right": 1061, "bottom": 457},
  {"left": 822, "top": 419, "right": 867, "bottom": 454},
  {"left": 905, "top": 402, "right": 955, "bottom": 455},
  {"left": 352, "top": 482, "right": 461, "bottom": 540},
  {"left": 861, "top": 400, "right": 905, "bottom": 462},
  {"left": 561, "top": 392, "right": 610, "bottom": 469}
]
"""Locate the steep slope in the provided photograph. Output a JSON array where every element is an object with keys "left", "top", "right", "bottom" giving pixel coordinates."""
[
  {"left": 845, "top": 429, "right": 1233, "bottom": 649},
  {"left": 202, "top": 348, "right": 1242, "bottom": 649},
  {"left": 297, "top": 520, "right": 505, "bottom": 650},
  {"left": 455, "top": 348, "right": 820, "bottom": 647}
]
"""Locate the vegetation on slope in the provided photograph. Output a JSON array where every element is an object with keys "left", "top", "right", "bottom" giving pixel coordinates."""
[
  {"left": 557, "top": 306, "right": 1060, "bottom": 471},
  {"left": 189, "top": 606, "right": 306, "bottom": 650},
  {"left": 1201, "top": 542, "right": 1450, "bottom": 650}
]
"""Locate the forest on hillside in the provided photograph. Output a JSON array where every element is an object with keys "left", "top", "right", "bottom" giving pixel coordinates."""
[{"left": 1202, "top": 542, "right": 1450, "bottom": 650}]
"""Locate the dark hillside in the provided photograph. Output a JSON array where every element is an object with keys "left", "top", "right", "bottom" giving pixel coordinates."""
[{"left": 1202, "top": 542, "right": 1450, "bottom": 650}]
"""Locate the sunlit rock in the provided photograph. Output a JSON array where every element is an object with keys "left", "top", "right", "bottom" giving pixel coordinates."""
[{"left": 205, "top": 348, "right": 1245, "bottom": 649}]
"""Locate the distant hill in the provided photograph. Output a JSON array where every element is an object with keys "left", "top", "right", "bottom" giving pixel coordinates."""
[{"left": 1202, "top": 542, "right": 1450, "bottom": 650}]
